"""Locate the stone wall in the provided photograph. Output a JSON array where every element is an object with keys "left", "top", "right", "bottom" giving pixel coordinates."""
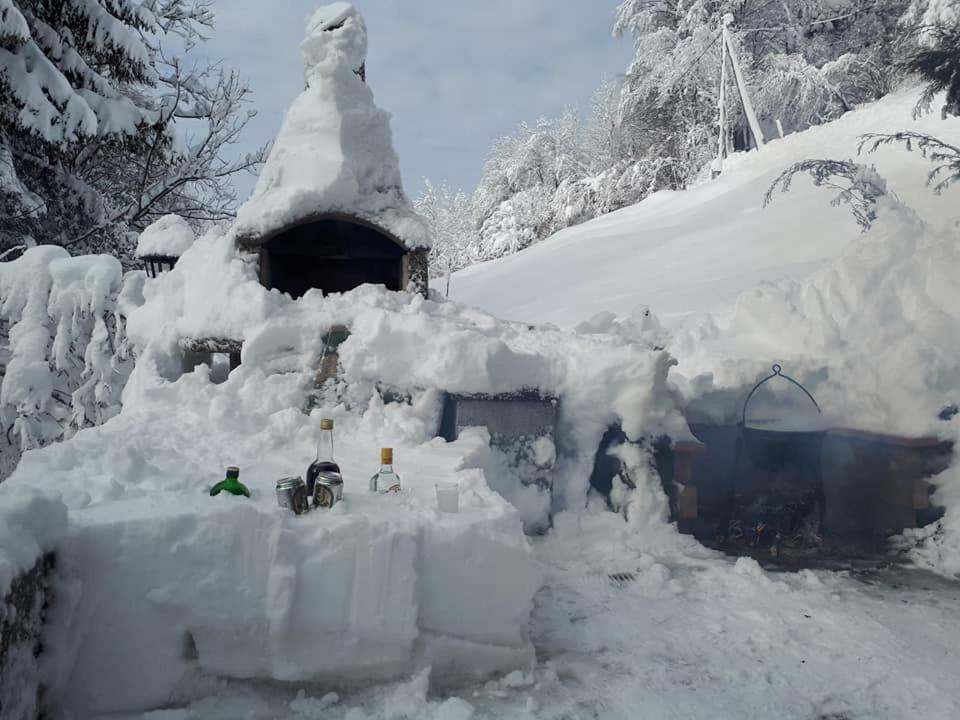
[{"left": 0, "top": 554, "right": 54, "bottom": 720}]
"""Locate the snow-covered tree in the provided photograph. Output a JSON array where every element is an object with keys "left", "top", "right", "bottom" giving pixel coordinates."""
[
  {"left": 0, "top": 247, "right": 134, "bottom": 480},
  {"left": 615, "top": 0, "right": 909, "bottom": 172},
  {"left": 901, "top": 18, "right": 960, "bottom": 118},
  {"left": 414, "top": 179, "right": 478, "bottom": 286},
  {"left": 422, "top": 0, "right": 925, "bottom": 273},
  {"left": 582, "top": 77, "right": 628, "bottom": 174},
  {"left": 0, "top": 1, "right": 267, "bottom": 262}
]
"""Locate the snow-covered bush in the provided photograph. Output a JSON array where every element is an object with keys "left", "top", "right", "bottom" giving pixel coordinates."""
[{"left": 0, "top": 247, "right": 134, "bottom": 479}]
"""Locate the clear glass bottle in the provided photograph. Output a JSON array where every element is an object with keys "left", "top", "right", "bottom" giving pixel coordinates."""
[
  {"left": 369, "top": 448, "right": 401, "bottom": 494},
  {"left": 307, "top": 419, "right": 342, "bottom": 498}
]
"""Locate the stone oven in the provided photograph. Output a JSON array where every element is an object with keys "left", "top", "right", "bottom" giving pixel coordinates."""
[
  {"left": 174, "top": 3, "right": 431, "bottom": 375},
  {"left": 236, "top": 213, "right": 428, "bottom": 300}
]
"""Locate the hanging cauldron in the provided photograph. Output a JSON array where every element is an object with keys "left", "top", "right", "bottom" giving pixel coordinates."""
[
  {"left": 724, "top": 365, "right": 827, "bottom": 550},
  {"left": 740, "top": 364, "right": 826, "bottom": 473}
]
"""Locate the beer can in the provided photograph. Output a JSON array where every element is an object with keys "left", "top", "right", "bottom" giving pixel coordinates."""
[
  {"left": 276, "top": 477, "right": 309, "bottom": 515},
  {"left": 313, "top": 471, "right": 344, "bottom": 509}
]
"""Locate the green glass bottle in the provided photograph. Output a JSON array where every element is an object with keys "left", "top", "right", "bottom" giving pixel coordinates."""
[{"left": 210, "top": 466, "right": 250, "bottom": 498}]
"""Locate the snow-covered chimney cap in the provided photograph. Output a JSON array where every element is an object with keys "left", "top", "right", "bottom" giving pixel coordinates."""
[
  {"left": 135, "top": 215, "right": 196, "bottom": 259},
  {"left": 302, "top": 2, "right": 367, "bottom": 82}
]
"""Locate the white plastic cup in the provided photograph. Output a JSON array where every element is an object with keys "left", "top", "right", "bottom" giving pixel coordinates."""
[{"left": 435, "top": 482, "right": 460, "bottom": 513}]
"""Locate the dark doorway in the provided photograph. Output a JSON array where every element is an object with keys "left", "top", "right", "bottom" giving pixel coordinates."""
[{"left": 260, "top": 216, "right": 405, "bottom": 299}]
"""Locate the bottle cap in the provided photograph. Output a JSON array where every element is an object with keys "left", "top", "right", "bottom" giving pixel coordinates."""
[
  {"left": 380, "top": 448, "right": 393, "bottom": 465},
  {"left": 226, "top": 466, "right": 240, "bottom": 477},
  {"left": 320, "top": 419, "right": 334, "bottom": 430}
]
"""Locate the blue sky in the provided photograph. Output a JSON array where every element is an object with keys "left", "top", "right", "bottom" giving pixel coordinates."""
[{"left": 205, "top": 1, "right": 631, "bottom": 200}]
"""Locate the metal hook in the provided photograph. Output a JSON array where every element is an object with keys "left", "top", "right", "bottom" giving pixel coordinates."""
[{"left": 740, "top": 363, "right": 821, "bottom": 426}]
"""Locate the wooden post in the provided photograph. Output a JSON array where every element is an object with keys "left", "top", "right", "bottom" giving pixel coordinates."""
[
  {"left": 723, "top": 17, "right": 765, "bottom": 150},
  {"left": 674, "top": 441, "right": 707, "bottom": 521},
  {"left": 713, "top": 18, "right": 730, "bottom": 178}
]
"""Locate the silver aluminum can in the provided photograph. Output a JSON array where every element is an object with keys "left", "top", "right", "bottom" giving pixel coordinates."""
[
  {"left": 313, "top": 471, "right": 344, "bottom": 509},
  {"left": 276, "top": 477, "right": 309, "bottom": 515}
]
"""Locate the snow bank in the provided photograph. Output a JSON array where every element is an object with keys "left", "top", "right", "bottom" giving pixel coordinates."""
[
  {"left": 232, "top": 2, "right": 429, "bottom": 250},
  {"left": 671, "top": 200, "right": 960, "bottom": 435},
  {"left": 0, "top": 484, "right": 66, "bottom": 599},
  {"left": 40, "top": 473, "right": 537, "bottom": 715},
  {"left": 449, "top": 89, "right": 960, "bottom": 327},
  {"left": 0, "top": 485, "right": 63, "bottom": 720},
  {"left": 125, "top": 227, "right": 287, "bottom": 345},
  {"left": 135, "top": 214, "right": 197, "bottom": 258},
  {"left": 123, "top": 219, "right": 688, "bottom": 524},
  {"left": 446, "top": 88, "right": 960, "bottom": 573},
  {"left": 5, "top": 345, "right": 542, "bottom": 715},
  {"left": 1, "top": 226, "right": 686, "bottom": 715},
  {"left": 1, "top": 239, "right": 692, "bottom": 714}
]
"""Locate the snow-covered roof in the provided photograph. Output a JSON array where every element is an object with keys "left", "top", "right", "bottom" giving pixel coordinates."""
[
  {"left": 231, "top": 3, "right": 430, "bottom": 252},
  {"left": 135, "top": 215, "right": 197, "bottom": 258}
]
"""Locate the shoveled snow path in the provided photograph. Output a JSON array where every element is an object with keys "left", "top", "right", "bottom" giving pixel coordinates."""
[{"left": 107, "top": 517, "right": 960, "bottom": 720}]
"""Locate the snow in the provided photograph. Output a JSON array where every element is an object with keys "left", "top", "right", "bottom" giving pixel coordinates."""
[
  {"left": 447, "top": 88, "right": 960, "bottom": 446},
  {"left": 0, "top": 246, "right": 67, "bottom": 414},
  {"left": 1, "top": 215, "right": 682, "bottom": 715},
  {"left": 4, "top": 319, "right": 547, "bottom": 716},
  {"left": 449, "top": 89, "right": 960, "bottom": 328},
  {"left": 121, "top": 216, "right": 686, "bottom": 528},
  {"left": 447, "top": 88, "right": 960, "bottom": 576},
  {"left": 673, "top": 199, "right": 960, "bottom": 435},
  {"left": 135, "top": 215, "right": 198, "bottom": 258},
  {"left": 232, "top": 2, "right": 429, "bottom": 251},
  {"left": 0, "top": 483, "right": 66, "bottom": 599},
  {"left": 86, "top": 510, "right": 960, "bottom": 720},
  {"left": 0, "top": 1, "right": 29, "bottom": 42},
  {"left": 0, "top": 248, "right": 127, "bottom": 456},
  {"left": 5, "top": 41, "right": 960, "bottom": 720},
  {"left": 35, "top": 434, "right": 539, "bottom": 715}
]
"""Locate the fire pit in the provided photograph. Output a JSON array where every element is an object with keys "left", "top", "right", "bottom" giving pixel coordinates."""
[{"left": 727, "top": 365, "right": 827, "bottom": 554}]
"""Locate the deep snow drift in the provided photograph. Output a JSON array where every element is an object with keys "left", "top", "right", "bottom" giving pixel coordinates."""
[{"left": 449, "top": 89, "right": 960, "bottom": 329}]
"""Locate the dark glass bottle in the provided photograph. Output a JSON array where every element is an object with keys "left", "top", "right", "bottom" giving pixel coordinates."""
[{"left": 307, "top": 418, "right": 342, "bottom": 499}]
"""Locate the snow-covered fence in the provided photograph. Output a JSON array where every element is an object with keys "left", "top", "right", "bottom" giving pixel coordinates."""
[{"left": 0, "top": 247, "right": 134, "bottom": 480}]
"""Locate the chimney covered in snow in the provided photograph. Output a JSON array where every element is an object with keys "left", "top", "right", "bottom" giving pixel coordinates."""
[{"left": 231, "top": 2, "right": 430, "bottom": 299}]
